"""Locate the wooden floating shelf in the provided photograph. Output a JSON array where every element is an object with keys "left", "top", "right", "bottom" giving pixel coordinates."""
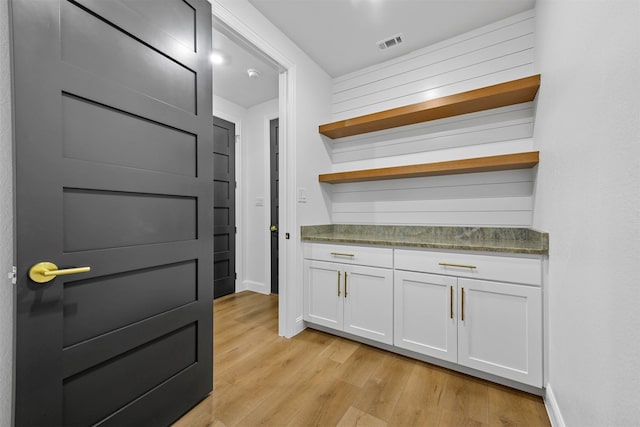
[
  {"left": 318, "top": 151, "right": 539, "bottom": 184},
  {"left": 319, "top": 74, "right": 541, "bottom": 139}
]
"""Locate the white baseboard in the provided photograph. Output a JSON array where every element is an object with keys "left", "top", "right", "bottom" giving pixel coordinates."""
[
  {"left": 235, "top": 280, "right": 247, "bottom": 293},
  {"left": 243, "top": 280, "right": 269, "bottom": 295},
  {"left": 544, "top": 385, "right": 566, "bottom": 427},
  {"left": 291, "top": 316, "right": 305, "bottom": 336},
  {"left": 282, "top": 316, "right": 305, "bottom": 339}
]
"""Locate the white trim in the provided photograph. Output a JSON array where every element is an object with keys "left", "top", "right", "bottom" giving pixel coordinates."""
[
  {"left": 211, "top": 3, "right": 294, "bottom": 70},
  {"left": 280, "top": 68, "right": 298, "bottom": 338},
  {"left": 294, "top": 316, "right": 304, "bottom": 335},
  {"left": 243, "top": 280, "right": 268, "bottom": 295},
  {"left": 234, "top": 133, "right": 244, "bottom": 293},
  {"left": 544, "top": 385, "right": 567, "bottom": 427},
  {"left": 212, "top": 2, "right": 297, "bottom": 338}
]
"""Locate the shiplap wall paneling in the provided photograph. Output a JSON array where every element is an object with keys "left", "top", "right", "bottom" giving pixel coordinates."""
[
  {"left": 331, "top": 103, "right": 534, "bottom": 164},
  {"left": 324, "top": 9, "right": 537, "bottom": 227},
  {"left": 331, "top": 10, "right": 535, "bottom": 121},
  {"left": 330, "top": 169, "right": 534, "bottom": 226}
]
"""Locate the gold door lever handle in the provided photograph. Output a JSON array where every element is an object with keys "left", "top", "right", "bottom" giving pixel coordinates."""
[{"left": 29, "top": 262, "right": 91, "bottom": 284}]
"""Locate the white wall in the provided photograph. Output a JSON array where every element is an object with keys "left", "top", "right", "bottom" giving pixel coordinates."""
[
  {"left": 0, "top": 0, "right": 13, "bottom": 425},
  {"left": 325, "top": 10, "right": 537, "bottom": 226},
  {"left": 533, "top": 1, "right": 640, "bottom": 426},
  {"left": 242, "top": 98, "right": 278, "bottom": 294}
]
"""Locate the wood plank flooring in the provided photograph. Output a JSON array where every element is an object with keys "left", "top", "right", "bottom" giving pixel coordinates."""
[{"left": 173, "top": 291, "right": 551, "bottom": 427}]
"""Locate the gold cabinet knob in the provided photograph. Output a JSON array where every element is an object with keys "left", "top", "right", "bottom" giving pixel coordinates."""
[{"left": 270, "top": 225, "right": 278, "bottom": 232}]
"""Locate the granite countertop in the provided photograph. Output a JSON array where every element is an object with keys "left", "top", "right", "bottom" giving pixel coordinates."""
[{"left": 300, "top": 224, "right": 549, "bottom": 255}]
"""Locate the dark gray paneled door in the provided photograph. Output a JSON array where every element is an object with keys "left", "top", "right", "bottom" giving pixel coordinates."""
[
  {"left": 12, "top": 1, "right": 214, "bottom": 425},
  {"left": 270, "top": 118, "right": 279, "bottom": 295},
  {"left": 213, "top": 116, "right": 236, "bottom": 299}
]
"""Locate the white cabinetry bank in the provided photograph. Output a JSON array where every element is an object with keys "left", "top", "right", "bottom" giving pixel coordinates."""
[{"left": 301, "top": 225, "right": 548, "bottom": 393}]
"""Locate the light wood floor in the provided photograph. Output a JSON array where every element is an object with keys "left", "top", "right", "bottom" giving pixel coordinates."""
[{"left": 173, "top": 291, "right": 551, "bottom": 427}]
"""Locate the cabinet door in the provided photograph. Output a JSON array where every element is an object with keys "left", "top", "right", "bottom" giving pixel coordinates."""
[
  {"left": 394, "top": 271, "right": 457, "bottom": 362},
  {"left": 303, "top": 260, "right": 343, "bottom": 330},
  {"left": 343, "top": 265, "right": 393, "bottom": 344},
  {"left": 457, "top": 278, "right": 542, "bottom": 387}
]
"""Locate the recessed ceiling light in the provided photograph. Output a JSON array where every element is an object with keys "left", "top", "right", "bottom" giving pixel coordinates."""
[
  {"left": 210, "top": 51, "right": 227, "bottom": 65},
  {"left": 247, "top": 68, "right": 260, "bottom": 79}
]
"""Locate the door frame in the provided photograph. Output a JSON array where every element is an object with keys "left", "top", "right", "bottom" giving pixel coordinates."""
[{"left": 211, "top": 5, "right": 297, "bottom": 337}]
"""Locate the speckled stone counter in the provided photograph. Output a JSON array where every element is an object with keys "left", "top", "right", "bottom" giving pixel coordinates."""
[{"left": 300, "top": 224, "right": 548, "bottom": 255}]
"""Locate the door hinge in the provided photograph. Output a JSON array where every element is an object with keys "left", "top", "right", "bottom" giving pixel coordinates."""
[
  {"left": 8, "top": 266, "right": 16, "bottom": 285},
  {"left": 234, "top": 272, "right": 237, "bottom": 280},
  {"left": 235, "top": 226, "right": 237, "bottom": 234}
]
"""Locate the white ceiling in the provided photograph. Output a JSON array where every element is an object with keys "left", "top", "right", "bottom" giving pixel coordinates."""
[
  {"left": 248, "top": 0, "right": 535, "bottom": 77},
  {"left": 212, "top": 24, "right": 279, "bottom": 109},
  {"left": 213, "top": 0, "right": 536, "bottom": 108}
]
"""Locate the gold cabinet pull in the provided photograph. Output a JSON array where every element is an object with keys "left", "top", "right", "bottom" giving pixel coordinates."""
[
  {"left": 450, "top": 286, "right": 454, "bottom": 319},
  {"left": 344, "top": 272, "right": 348, "bottom": 298},
  {"left": 337, "top": 271, "right": 341, "bottom": 297},
  {"left": 439, "top": 262, "right": 477, "bottom": 269},
  {"left": 29, "top": 262, "right": 91, "bottom": 284},
  {"left": 331, "top": 252, "right": 355, "bottom": 257},
  {"left": 461, "top": 287, "right": 465, "bottom": 321}
]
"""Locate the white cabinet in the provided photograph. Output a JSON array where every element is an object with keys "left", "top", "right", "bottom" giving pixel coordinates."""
[
  {"left": 303, "top": 242, "right": 544, "bottom": 388},
  {"left": 457, "top": 278, "right": 541, "bottom": 386},
  {"left": 303, "top": 244, "right": 393, "bottom": 345},
  {"left": 394, "top": 249, "right": 543, "bottom": 387},
  {"left": 394, "top": 270, "right": 457, "bottom": 363},
  {"left": 304, "top": 260, "right": 343, "bottom": 330},
  {"left": 342, "top": 263, "right": 393, "bottom": 343}
]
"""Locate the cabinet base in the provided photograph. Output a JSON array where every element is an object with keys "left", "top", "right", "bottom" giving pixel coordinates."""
[{"left": 305, "top": 322, "right": 544, "bottom": 396}]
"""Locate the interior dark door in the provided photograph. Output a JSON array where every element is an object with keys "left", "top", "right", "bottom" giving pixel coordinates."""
[
  {"left": 213, "top": 116, "right": 236, "bottom": 299},
  {"left": 12, "top": 1, "right": 214, "bottom": 425},
  {"left": 270, "top": 118, "right": 279, "bottom": 295}
]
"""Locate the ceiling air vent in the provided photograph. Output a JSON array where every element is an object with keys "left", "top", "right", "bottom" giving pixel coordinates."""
[{"left": 377, "top": 33, "right": 405, "bottom": 50}]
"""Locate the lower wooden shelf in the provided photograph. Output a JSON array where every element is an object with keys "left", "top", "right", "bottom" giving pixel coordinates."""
[{"left": 318, "top": 151, "right": 539, "bottom": 184}]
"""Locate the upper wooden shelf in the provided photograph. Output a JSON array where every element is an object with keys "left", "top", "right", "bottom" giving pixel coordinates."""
[
  {"left": 319, "top": 74, "right": 541, "bottom": 139},
  {"left": 318, "top": 151, "right": 539, "bottom": 184}
]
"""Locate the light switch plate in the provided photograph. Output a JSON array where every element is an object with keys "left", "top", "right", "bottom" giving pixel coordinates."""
[{"left": 297, "top": 188, "right": 307, "bottom": 203}]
